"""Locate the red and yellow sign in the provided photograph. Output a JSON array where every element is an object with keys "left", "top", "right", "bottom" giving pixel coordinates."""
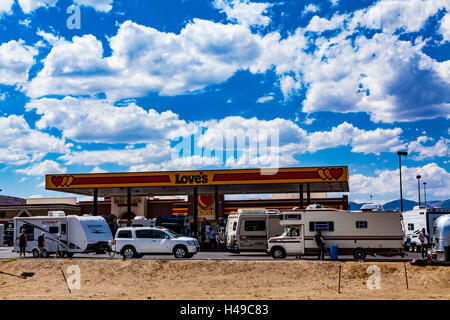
[{"left": 46, "top": 167, "right": 348, "bottom": 190}]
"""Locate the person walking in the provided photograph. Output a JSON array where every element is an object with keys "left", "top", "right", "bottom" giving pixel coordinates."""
[
  {"left": 37, "top": 232, "right": 45, "bottom": 258},
  {"left": 315, "top": 229, "right": 326, "bottom": 260},
  {"left": 18, "top": 229, "right": 27, "bottom": 258},
  {"left": 419, "top": 228, "right": 429, "bottom": 259}
]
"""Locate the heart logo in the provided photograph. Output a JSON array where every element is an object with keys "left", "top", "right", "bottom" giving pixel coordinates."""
[
  {"left": 330, "top": 168, "right": 343, "bottom": 180},
  {"left": 198, "top": 195, "right": 215, "bottom": 208},
  {"left": 51, "top": 176, "right": 63, "bottom": 186},
  {"left": 317, "top": 168, "right": 343, "bottom": 180},
  {"left": 51, "top": 175, "right": 74, "bottom": 187}
]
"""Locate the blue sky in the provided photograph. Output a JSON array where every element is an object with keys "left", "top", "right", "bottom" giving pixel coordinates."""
[{"left": 0, "top": 0, "right": 448, "bottom": 204}]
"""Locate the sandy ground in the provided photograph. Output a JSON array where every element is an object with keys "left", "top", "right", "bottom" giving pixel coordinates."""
[{"left": 0, "top": 259, "right": 448, "bottom": 300}]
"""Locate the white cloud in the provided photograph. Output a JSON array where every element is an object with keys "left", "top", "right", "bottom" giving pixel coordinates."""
[
  {"left": 214, "top": 0, "right": 272, "bottom": 27},
  {"left": 0, "top": 40, "right": 38, "bottom": 86},
  {"left": 302, "top": 4, "right": 320, "bottom": 16},
  {"left": 0, "top": 0, "right": 14, "bottom": 16},
  {"left": 256, "top": 95, "right": 274, "bottom": 103},
  {"left": 350, "top": 163, "right": 450, "bottom": 201},
  {"left": 74, "top": 0, "right": 113, "bottom": 13},
  {"left": 0, "top": 115, "right": 69, "bottom": 165},
  {"left": 439, "top": 12, "right": 450, "bottom": 42},
  {"left": 307, "top": 122, "right": 404, "bottom": 154},
  {"left": 17, "top": 0, "right": 58, "bottom": 14},
  {"left": 25, "top": 97, "right": 194, "bottom": 144},
  {"left": 16, "top": 160, "right": 67, "bottom": 176},
  {"left": 350, "top": 0, "right": 448, "bottom": 34},
  {"left": 90, "top": 166, "right": 107, "bottom": 173},
  {"left": 28, "top": 20, "right": 266, "bottom": 99},
  {"left": 408, "top": 136, "right": 450, "bottom": 160}
]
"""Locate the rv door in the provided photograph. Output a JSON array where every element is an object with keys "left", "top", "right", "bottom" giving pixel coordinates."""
[{"left": 58, "top": 221, "right": 68, "bottom": 250}]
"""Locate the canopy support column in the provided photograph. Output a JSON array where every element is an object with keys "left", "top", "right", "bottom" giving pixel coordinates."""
[
  {"left": 93, "top": 188, "right": 98, "bottom": 216},
  {"left": 307, "top": 183, "right": 311, "bottom": 206},
  {"left": 193, "top": 186, "right": 198, "bottom": 239},
  {"left": 127, "top": 188, "right": 132, "bottom": 226},
  {"left": 299, "top": 184, "right": 304, "bottom": 209}
]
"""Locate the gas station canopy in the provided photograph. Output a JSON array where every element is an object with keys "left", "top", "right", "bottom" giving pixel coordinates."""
[{"left": 45, "top": 166, "right": 349, "bottom": 197}]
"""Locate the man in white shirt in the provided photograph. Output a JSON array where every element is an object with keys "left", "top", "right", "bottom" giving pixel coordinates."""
[{"left": 418, "top": 228, "right": 429, "bottom": 259}]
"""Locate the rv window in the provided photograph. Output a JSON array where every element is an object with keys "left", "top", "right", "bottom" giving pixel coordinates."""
[
  {"left": 244, "top": 220, "right": 266, "bottom": 232},
  {"left": 233, "top": 222, "right": 237, "bottom": 231},
  {"left": 135, "top": 229, "right": 152, "bottom": 238},
  {"left": 117, "top": 230, "right": 132, "bottom": 239},
  {"left": 408, "top": 223, "right": 414, "bottom": 231},
  {"left": 21, "top": 224, "right": 34, "bottom": 241},
  {"left": 60, "top": 224, "right": 67, "bottom": 235},
  {"left": 356, "top": 221, "right": 368, "bottom": 229},
  {"left": 285, "top": 214, "right": 301, "bottom": 220},
  {"left": 309, "top": 221, "right": 334, "bottom": 232},
  {"left": 49, "top": 226, "right": 59, "bottom": 234}
]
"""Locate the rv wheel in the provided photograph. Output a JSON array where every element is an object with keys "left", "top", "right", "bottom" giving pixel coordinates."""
[
  {"left": 32, "top": 249, "right": 39, "bottom": 258},
  {"left": 271, "top": 247, "right": 286, "bottom": 259},
  {"left": 352, "top": 248, "right": 366, "bottom": 260},
  {"left": 121, "top": 246, "right": 137, "bottom": 259},
  {"left": 63, "top": 252, "right": 74, "bottom": 258}
]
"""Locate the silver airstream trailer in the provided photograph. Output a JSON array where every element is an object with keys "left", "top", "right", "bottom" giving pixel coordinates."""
[{"left": 432, "top": 214, "right": 450, "bottom": 261}]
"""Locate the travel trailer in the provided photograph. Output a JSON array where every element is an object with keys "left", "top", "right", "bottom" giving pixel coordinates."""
[
  {"left": 268, "top": 209, "right": 404, "bottom": 260},
  {"left": 131, "top": 216, "right": 156, "bottom": 228},
  {"left": 431, "top": 214, "right": 450, "bottom": 261},
  {"left": 225, "top": 209, "right": 284, "bottom": 253},
  {"left": 402, "top": 206, "right": 450, "bottom": 252},
  {"left": 13, "top": 212, "right": 113, "bottom": 258}
]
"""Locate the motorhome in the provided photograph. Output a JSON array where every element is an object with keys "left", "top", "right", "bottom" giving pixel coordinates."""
[
  {"left": 267, "top": 209, "right": 404, "bottom": 260},
  {"left": 13, "top": 212, "right": 113, "bottom": 258},
  {"left": 225, "top": 208, "right": 284, "bottom": 253},
  {"left": 402, "top": 206, "right": 450, "bottom": 252},
  {"left": 431, "top": 214, "right": 450, "bottom": 261}
]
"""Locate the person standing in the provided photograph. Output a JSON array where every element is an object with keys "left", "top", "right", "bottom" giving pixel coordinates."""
[
  {"left": 18, "top": 229, "right": 27, "bottom": 258},
  {"left": 209, "top": 229, "right": 216, "bottom": 251},
  {"left": 37, "top": 232, "right": 45, "bottom": 258},
  {"left": 314, "top": 229, "right": 326, "bottom": 260},
  {"left": 419, "top": 228, "right": 429, "bottom": 259}
]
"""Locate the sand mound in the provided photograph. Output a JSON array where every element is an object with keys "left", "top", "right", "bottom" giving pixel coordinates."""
[{"left": 0, "top": 259, "right": 448, "bottom": 300}]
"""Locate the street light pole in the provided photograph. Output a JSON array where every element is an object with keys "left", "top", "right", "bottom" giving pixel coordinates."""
[
  {"left": 416, "top": 175, "right": 422, "bottom": 206},
  {"left": 423, "top": 182, "right": 427, "bottom": 207},
  {"left": 397, "top": 151, "right": 408, "bottom": 212}
]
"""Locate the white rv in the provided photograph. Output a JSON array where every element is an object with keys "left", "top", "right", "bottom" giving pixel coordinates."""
[
  {"left": 13, "top": 213, "right": 113, "bottom": 258},
  {"left": 268, "top": 209, "right": 404, "bottom": 260},
  {"left": 225, "top": 209, "right": 284, "bottom": 253},
  {"left": 402, "top": 206, "right": 450, "bottom": 252}
]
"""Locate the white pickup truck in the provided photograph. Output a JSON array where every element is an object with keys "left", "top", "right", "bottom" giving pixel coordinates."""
[{"left": 114, "top": 227, "right": 200, "bottom": 258}]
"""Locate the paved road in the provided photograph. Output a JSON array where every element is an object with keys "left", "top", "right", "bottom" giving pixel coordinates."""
[{"left": 0, "top": 247, "right": 421, "bottom": 261}]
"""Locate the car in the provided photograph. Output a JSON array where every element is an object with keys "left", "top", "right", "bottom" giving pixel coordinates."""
[{"left": 114, "top": 226, "right": 200, "bottom": 259}]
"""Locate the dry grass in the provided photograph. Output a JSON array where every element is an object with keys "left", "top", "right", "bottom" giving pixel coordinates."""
[{"left": 0, "top": 259, "right": 448, "bottom": 300}]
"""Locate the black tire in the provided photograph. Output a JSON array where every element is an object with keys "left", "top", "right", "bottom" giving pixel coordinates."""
[
  {"left": 173, "top": 245, "right": 188, "bottom": 258},
  {"left": 32, "top": 249, "right": 39, "bottom": 258},
  {"left": 271, "top": 247, "right": 286, "bottom": 259},
  {"left": 185, "top": 253, "right": 194, "bottom": 258},
  {"left": 64, "top": 252, "right": 74, "bottom": 258},
  {"left": 121, "top": 246, "right": 137, "bottom": 259},
  {"left": 353, "top": 248, "right": 366, "bottom": 260}
]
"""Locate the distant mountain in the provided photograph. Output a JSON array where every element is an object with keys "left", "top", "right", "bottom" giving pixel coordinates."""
[
  {"left": 0, "top": 195, "right": 26, "bottom": 205},
  {"left": 350, "top": 199, "right": 450, "bottom": 211}
]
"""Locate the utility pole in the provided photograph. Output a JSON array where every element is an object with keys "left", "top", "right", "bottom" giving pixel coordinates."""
[
  {"left": 423, "top": 182, "right": 427, "bottom": 207},
  {"left": 416, "top": 175, "right": 422, "bottom": 206},
  {"left": 397, "top": 151, "right": 408, "bottom": 212}
]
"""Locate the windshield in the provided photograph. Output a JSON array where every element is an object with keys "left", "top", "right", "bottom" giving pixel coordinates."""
[
  {"left": 281, "top": 227, "right": 300, "bottom": 237},
  {"left": 164, "top": 229, "right": 181, "bottom": 238}
]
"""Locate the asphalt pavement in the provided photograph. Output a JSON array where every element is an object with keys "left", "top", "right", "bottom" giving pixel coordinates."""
[{"left": 0, "top": 246, "right": 421, "bottom": 261}]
